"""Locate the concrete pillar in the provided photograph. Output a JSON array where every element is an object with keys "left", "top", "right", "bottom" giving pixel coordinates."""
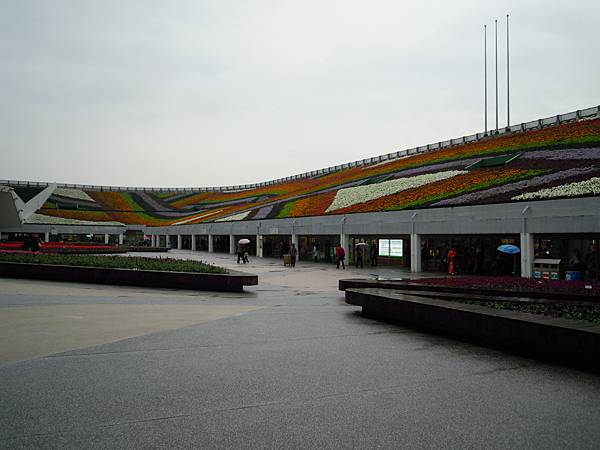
[
  {"left": 340, "top": 234, "right": 349, "bottom": 253},
  {"left": 208, "top": 234, "right": 214, "bottom": 252},
  {"left": 177, "top": 235, "right": 182, "bottom": 250},
  {"left": 104, "top": 234, "right": 109, "bottom": 244},
  {"left": 150, "top": 235, "right": 155, "bottom": 247},
  {"left": 257, "top": 235, "right": 263, "bottom": 258},
  {"left": 118, "top": 234, "right": 124, "bottom": 245},
  {"left": 410, "top": 233, "right": 422, "bottom": 273},
  {"left": 520, "top": 232, "right": 534, "bottom": 278},
  {"left": 165, "top": 235, "right": 170, "bottom": 248},
  {"left": 191, "top": 234, "right": 196, "bottom": 251},
  {"left": 229, "top": 235, "right": 236, "bottom": 254},
  {"left": 44, "top": 231, "right": 50, "bottom": 242}
]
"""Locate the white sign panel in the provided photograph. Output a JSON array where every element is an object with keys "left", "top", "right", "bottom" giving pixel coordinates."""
[
  {"left": 390, "top": 239, "right": 404, "bottom": 257},
  {"left": 378, "top": 239, "right": 390, "bottom": 257}
]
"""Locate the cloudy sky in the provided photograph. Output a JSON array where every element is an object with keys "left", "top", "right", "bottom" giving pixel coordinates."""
[{"left": 1, "top": 0, "right": 599, "bottom": 188}]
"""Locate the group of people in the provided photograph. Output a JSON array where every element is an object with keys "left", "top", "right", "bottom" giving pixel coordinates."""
[
  {"left": 332, "top": 240, "right": 378, "bottom": 270},
  {"left": 440, "top": 244, "right": 517, "bottom": 276}
]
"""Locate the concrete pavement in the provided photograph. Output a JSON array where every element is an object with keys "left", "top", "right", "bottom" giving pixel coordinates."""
[{"left": 1, "top": 251, "right": 600, "bottom": 449}]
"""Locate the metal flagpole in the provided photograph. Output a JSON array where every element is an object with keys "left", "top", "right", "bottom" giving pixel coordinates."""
[
  {"left": 506, "top": 14, "right": 510, "bottom": 129},
  {"left": 484, "top": 24, "right": 488, "bottom": 135},
  {"left": 495, "top": 19, "right": 498, "bottom": 133}
]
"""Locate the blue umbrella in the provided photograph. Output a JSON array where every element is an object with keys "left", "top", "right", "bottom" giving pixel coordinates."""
[{"left": 497, "top": 244, "right": 520, "bottom": 254}]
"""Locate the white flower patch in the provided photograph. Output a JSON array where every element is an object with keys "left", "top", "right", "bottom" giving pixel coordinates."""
[
  {"left": 512, "top": 177, "right": 600, "bottom": 200},
  {"left": 215, "top": 211, "right": 251, "bottom": 222},
  {"left": 25, "top": 213, "right": 123, "bottom": 226},
  {"left": 53, "top": 188, "right": 96, "bottom": 202},
  {"left": 325, "top": 170, "right": 468, "bottom": 212}
]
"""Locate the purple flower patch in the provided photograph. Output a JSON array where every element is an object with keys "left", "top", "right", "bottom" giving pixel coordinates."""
[
  {"left": 432, "top": 167, "right": 597, "bottom": 206},
  {"left": 521, "top": 147, "right": 600, "bottom": 160}
]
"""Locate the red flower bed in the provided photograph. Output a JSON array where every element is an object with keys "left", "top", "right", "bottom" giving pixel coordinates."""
[
  {"left": 0, "top": 243, "right": 23, "bottom": 249},
  {"left": 410, "top": 276, "right": 600, "bottom": 296},
  {"left": 0, "top": 242, "right": 118, "bottom": 251}
]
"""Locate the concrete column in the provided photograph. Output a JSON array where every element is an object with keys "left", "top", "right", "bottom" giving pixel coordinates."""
[
  {"left": 151, "top": 235, "right": 155, "bottom": 247},
  {"left": 208, "top": 234, "right": 214, "bottom": 252},
  {"left": 191, "top": 234, "right": 196, "bottom": 251},
  {"left": 44, "top": 231, "right": 50, "bottom": 242},
  {"left": 177, "top": 235, "right": 182, "bottom": 250},
  {"left": 257, "top": 235, "right": 263, "bottom": 258},
  {"left": 520, "top": 232, "right": 534, "bottom": 278},
  {"left": 410, "top": 233, "right": 422, "bottom": 273},
  {"left": 340, "top": 234, "right": 349, "bottom": 253},
  {"left": 165, "top": 235, "right": 170, "bottom": 248},
  {"left": 104, "top": 234, "right": 109, "bottom": 244},
  {"left": 118, "top": 234, "right": 124, "bottom": 245},
  {"left": 229, "top": 235, "right": 236, "bottom": 254}
]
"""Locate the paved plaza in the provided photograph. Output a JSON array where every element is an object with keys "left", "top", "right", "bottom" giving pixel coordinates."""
[{"left": 1, "top": 251, "right": 600, "bottom": 449}]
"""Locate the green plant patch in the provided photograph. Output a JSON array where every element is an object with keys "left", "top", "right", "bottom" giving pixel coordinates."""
[
  {"left": 0, "top": 253, "right": 228, "bottom": 274},
  {"left": 456, "top": 299, "right": 600, "bottom": 324},
  {"left": 276, "top": 200, "right": 297, "bottom": 218}
]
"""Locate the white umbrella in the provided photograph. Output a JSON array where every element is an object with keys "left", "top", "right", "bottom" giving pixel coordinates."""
[
  {"left": 238, "top": 238, "right": 251, "bottom": 244},
  {"left": 356, "top": 242, "right": 369, "bottom": 247}
]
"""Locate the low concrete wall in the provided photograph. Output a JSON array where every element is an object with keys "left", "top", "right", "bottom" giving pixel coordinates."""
[
  {"left": 0, "top": 262, "right": 257, "bottom": 293},
  {"left": 346, "top": 288, "right": 600, "bottom": 370}
]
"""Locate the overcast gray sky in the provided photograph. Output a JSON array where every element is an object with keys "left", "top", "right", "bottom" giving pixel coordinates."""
[{"left": 1, "top": 0, "right": 599, "bottom": 188}]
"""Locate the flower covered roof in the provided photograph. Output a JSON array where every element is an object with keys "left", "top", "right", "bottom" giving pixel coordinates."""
[{"left": 23, "top": 118, "right": 600, "bottom": 226}]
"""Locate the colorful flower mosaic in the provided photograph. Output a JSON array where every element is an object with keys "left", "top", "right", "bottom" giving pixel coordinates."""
[{"left": 22, "top": 118, "right": 600, "bottom": 225}]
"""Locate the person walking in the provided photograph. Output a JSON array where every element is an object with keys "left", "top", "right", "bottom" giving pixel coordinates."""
[
  {"left": 370, "top": 241, "right": 378, "bottom": 267},
  {"left": 236, "top": 242, "right": 244, "bottom": 264},
  {"left": 336, "top": 244, "right": 346, "bottom": 269},
  {"left": 355, "top": 241, "right": 365, "bottom": 269},
  {"left": 290, "top": 243, "right": 297, "bottom": 268},
  {"left": 447, "top": 247, "right": 458, "bottom": 275},
  {"left": 313, "top": 245, "right": 318, "bottom": 263}
]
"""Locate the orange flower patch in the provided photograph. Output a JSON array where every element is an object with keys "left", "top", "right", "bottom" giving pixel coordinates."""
[{"left": 283, "top": 191, "right": 337, "bottom": 218}]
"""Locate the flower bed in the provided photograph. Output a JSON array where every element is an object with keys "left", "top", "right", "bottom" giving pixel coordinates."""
[
  {"left": 456, "top": 298, "right": 600, "bottom": 324},
  {"left": 432, "top": 166, "right": 596, "bottom": 206},
  {"left": 408, "top": 276, "right": 600, "bottom": 296},
  {"left": 512, "top": 176, "right": 600, "bottom": 200},
  {"left": 0, "top": 253, "right": 227, "bottom": 274},
  {"left": 325, "top": 170, "right": 468, "bottom": 212},
  {"left": 330, "top": 169, "right": 536, "bottom": 214}
]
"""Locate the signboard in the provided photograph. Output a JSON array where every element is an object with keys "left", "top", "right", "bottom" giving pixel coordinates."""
[
  {"left": 378, "top": 239, "right": 390, "bottom": 257},
  {"left": 378, "top": 239, "right": 403, "bottom": 258},
  {"left": 390, "top": 239, "right": 403, "bottom": 257}
]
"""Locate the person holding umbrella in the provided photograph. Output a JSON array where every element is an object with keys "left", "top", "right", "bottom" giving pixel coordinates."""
[
  {"left": 355, "top": 240, "right": 367, "bottom": 269},
  {"left": 237, "top": 238, "right": 251, "bottom": 264},
  {"left": 497, "top": 244, "right": 520, "bottom": 276}
]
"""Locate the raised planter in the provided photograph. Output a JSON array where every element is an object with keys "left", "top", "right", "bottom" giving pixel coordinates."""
[
  {"left": 339, "top": 278, "right": 598, "bottom": 302},
  {"left": 0, "top": 262, "right": 257, "bottom": 292},
  {"left": 346, "top": 287, "right": 600, "bottom": 370}
]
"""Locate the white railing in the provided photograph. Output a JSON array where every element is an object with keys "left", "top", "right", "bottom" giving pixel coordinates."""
[{"left": 2, "top": 105, "right": 599, "bottom": 193}]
